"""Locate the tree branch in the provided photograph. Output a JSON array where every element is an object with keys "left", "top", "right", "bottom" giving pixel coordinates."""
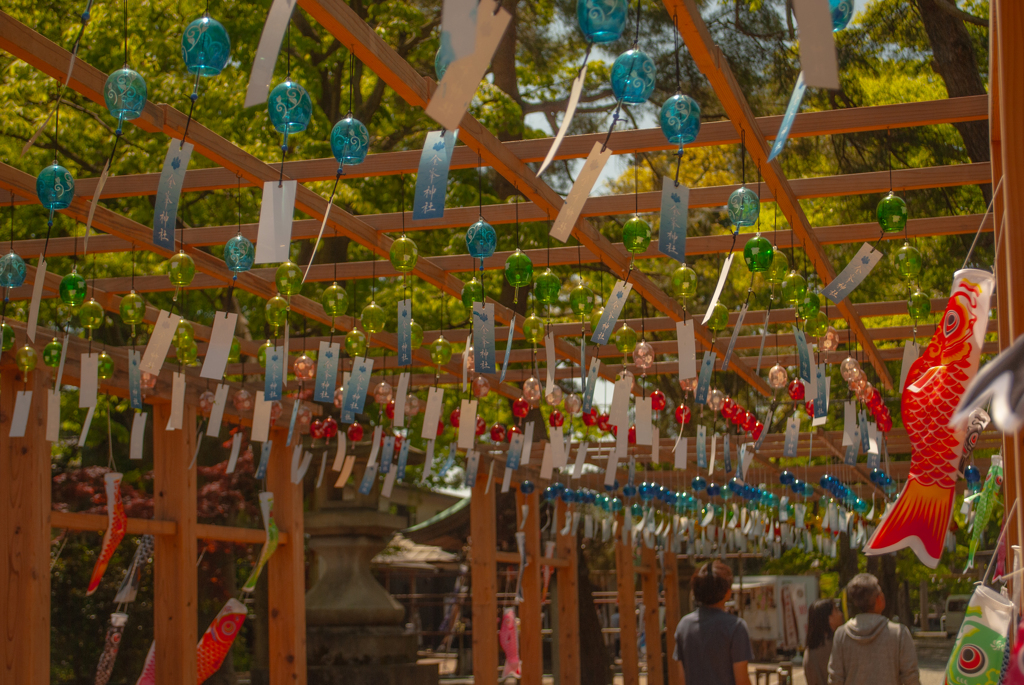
[
  {"left": 934, "top": 0, "right": 988, "bottom": 27},
  {"left": 521, "top": 89, "right": 615, "bottom": 115}
]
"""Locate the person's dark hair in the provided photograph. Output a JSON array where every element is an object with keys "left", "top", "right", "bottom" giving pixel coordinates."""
[
  {"left": 692, "top": 560, "right": 733, "bottom": 606},
  {"left": 846, "top": 573, "right": 882, "bottom": 615},
  {"left": 806, "top": 599, "right": 837, "bottom": 649}
]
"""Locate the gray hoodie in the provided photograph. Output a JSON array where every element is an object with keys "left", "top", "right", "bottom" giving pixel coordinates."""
[{"left": 827, "top": 614, "right": 919, "bottom": 685}]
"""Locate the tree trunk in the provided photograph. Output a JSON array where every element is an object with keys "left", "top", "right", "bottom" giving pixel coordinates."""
[
  {"left": 914, "top": 0, "right": 991, "bottom": 199},
  {"left": 579, "top": 542, "right": 614, "bottom": 685},
  {"left": 837, "top": 532, "right": 859, "bottom": 591},
  {"left": 866, "top": 553, "right": 898, "bottom": 620}
]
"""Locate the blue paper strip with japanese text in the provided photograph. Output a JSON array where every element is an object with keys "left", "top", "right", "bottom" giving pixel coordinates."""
[
  {"left": 153, "top": 140, "right": 193, "bottom": 251},
  {"left": 413, "top": 130, "right": 458, "bottom": 220}
]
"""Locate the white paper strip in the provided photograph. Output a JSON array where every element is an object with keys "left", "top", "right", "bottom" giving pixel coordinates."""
[
  {"left": 9, "top": 391, "right": 32, "bottom": 438},
  {"left": 332, "top": 434, "right": 347, "bottom": 471},
  {"left": 549, "top": 142, "right": 613, "bottom": 242},
  {"left": 572, "top": 441, "right": 588, "bottom": 479},
  {"left": 608, "top": 377, "right": 631, "bottom": 428},
  {"left": 540, "top": 443, "right": 554, "bottom": 480},
  {"left": 78, "top": 406, "right": 96, "bottom": 447},
  {"left": 521, "top": 422, "right": 535, "bottom": 465},
  {"left": 635, "top": 396, "right": 653, "bottom": 445},
  {"left": 537, "top": 64, "right": 588, "bottom": 176},
  {"left": 604, "top": 448, "right": 619, "bottom": 487},
  {"left": 420, "top": 440, "right": 436, "bottom": 484},
  {"left": 381, "top": 464, "right": 399, "bottom": 498},
  {"left": 676, "top": 320, "right": 697, "bottom": 380},
  {"left": 140, "top": 310, "right": 181, "bottom": 375},
  {"left": 899, "top": 340, "right": 920, "bottom": 393},
  {"left": 421, "top": 387, "right": 445, "bottom": 440},
  {"left": 26, "top": 256, "right": 46, "bottom": 342},
  {"left": 166, "top": 372, "right": 186, "bottom": 431},
  {"left": 792, "top": 0, "right": 840, "bottom": 89},
  {"left": 254, "top": 180, "right": 297, "bottom": 264},
  {"left": 244, "top": 0, "right": 298, "bottom": 107},
  {"left": 674, "top": 435, "right": 688, "bottom": 468},
  {"left": 79, "top": 353, "right": 99, "bottom": 408},
  {"left": 336, "top": 454, "right": 357, "bottom": 487},
  {"left": 130, "top": 411, "right": 147, "bottom": 460},
  {"left": 46, "top": 389, "right": 60, "bottom": 442},
  {"left": 501, "top": 466, "right": 513, "bottom": 493},
  {"left": 226, "top": 432, "right": 243, "bottom": 474},
  {"left": 440, "top": 0, "right": 477, "bottom": 61},
  {"left": 843, "top": 401, "right": 856, "bottom": 446},
  {"left": 651, "top": 427, "right": 660, "bottom": 465},
  {"left": 457, "top": 399, "right": 478, "bottom": 450},
  {"left": 544, "top": 332, "right": 556, "bottom": 395},
  {"left": 425, "top": 1, "right": 511, "bottom": 130},
  {"left": 709, "top": 433, "right": 718, "bottom": 474},
  {"left": 55, "top": 332, "right": 69, "bottom": 389},
  {"left": 200, "top": 312, "right": 238, "bottom": 379},
  {"left": 550, "top": 427, "right": 566, "bottom": 469},
  {"left": 393, "top": 372, "right": 410, "bottom": 428},
  {"left": 207, "top": 383, "right": 230, "bottom": 439},
  {"left": 83, "top": 161, "right": 110, "bottom": 254},
  {"left": 251, "top": 391, "right": 273, "bottom": 443},
  {"left": 702, "top": 253, "right": 735, "bottom": 325}
]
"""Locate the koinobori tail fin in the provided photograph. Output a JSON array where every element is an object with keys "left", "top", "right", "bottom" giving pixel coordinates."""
[{"left": 863, "top": 478, "right": 954, "bottom": 569}]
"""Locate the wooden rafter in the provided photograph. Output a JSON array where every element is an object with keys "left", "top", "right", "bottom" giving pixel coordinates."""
[
  {"left": 8, "top": 211, "right": 989, "bottom": 299},
  {"left": 0, "top": 95, "right": 987, "bottom": 204},
  {"left": 664, "top": 0, "right": 895, "bottom": 389},
  {"left": 297, "top": 0, "right": 774, "bottom": 395}
]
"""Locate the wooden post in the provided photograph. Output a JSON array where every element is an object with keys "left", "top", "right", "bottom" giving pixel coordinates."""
[
  {"left": 993, "top": 0, "right": 1024, "bottom": 559},
  {"left": 663, "top": 552, "right": 683, "bottom": 685},
  {"left": 265, "top": 432, "right": 308, "bottom": 684},
  {"left": 152, "top": 402, "right": 198, "bottom": 685},
  {"left": 640, "top": 545, "right": 664, "bottom": 685},
  {"left": 554, "top": 498, "right": 580, "bottom": 685},
  {"left": 615, "top": 516, "right": 639, "bottom": 685},
  {"left": 516, "top": 488, "right": 543, "bottom": 685},
  {"left": 1, "top": 367, "right": 51, "bottom": 684},
  {"left": 470, "top": 459, "right": 498, "bottom": 685}
]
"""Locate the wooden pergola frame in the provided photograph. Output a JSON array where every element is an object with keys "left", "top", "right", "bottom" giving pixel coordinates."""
[{"left": 1, "top": 0, "right": 1017, "bottom": 683}]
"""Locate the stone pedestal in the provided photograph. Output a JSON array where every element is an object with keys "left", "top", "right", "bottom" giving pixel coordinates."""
[{"left": 305, "top": 496, "right": 438, "bottom": 685}]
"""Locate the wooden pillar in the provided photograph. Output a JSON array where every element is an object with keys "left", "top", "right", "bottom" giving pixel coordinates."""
[
  {"left": 470, "top": 458, "right": 498, "bottom": 685},
  {"left": 265, "top": 431, "right": 307, "bottom": 684},
  {"left": 663, "top": 552, "right": 683, "bottom": 685},
  {"left": 640, "top": 545, "right": 664, "bottom": 685},
  {"left": 152, "top": 402, "right": 198, "bottom": 685},
  {"left": 1, "top": 367, "right": 51, "bottom": 684},
  {"left": 993, "top": 0, "right": 1024, "bottom": 558},
  {"left": 515, "top": 488, "right": 543, "bottom": 685},
  {"left": 615, "top": 516, "right": 639, "bottom": 685},
  {"left": 554, "top": 498, "right": 580, "bottom": 685}
]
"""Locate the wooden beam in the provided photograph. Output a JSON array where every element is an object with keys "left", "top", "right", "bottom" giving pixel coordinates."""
[
  {"left": 663, "top": 0, "right": 894, "bottom": 390},
  {"left": 48, "top": 510, "right": 291, "bottom": 545},
  {"left": 265, "top": 432, "right": 308, "bottom": 685},
  {"left": 615, "top": 518, "right": 640, "bottom": 685},
  {"left": 22, "top": 207, "right": 991, "bottom": 296},
  {"left": 994, "top": 0, "right": 1024, "bottom": 554},
  {"left": 0, "top": 96, "right": 984, "bottom": 206},
  {"left": 663, "top": 551, "right": 683, "bottom": 685},
  {"left": 640, "top": 545, "right": 664, "bottom": 685},
  {"left": 152, "top": 402, "right": 198, "bottom": 685},
  {"left": 470, "top": 458, "right": 498, "bottom": 685},
  {"left": 0, "top": 367, "right": 51, "bottom": 685},
  {"left": 294, "top": 0, "right": 770, "bottom": 396},
  {"left": 554, "top": 498, "right": 580, "bottom": 685},
  {"left": 0, "top": 12, "right": 537, "bottom": 401},
  {"left": 516, "top": 488, "right": 543, "bottom": 685}
]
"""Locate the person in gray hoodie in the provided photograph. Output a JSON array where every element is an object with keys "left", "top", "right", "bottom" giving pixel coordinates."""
[{"left": 828, "top": 573, "right": 919, "bottom": 685}]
